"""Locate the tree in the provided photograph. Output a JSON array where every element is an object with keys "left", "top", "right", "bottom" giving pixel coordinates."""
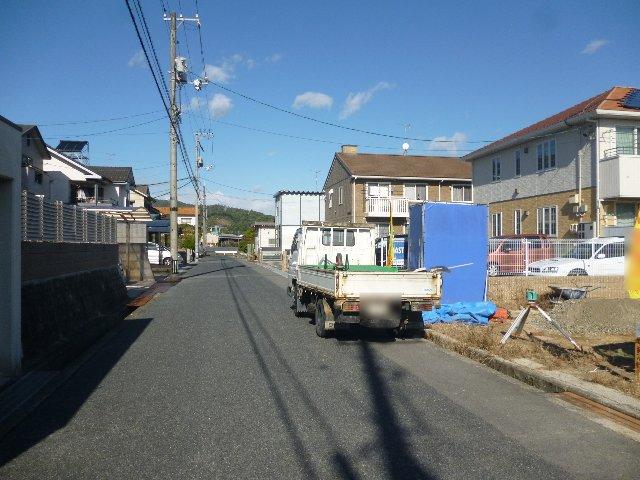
[{"left": 238, "top": 227, "right": 255, "bottom": 253}]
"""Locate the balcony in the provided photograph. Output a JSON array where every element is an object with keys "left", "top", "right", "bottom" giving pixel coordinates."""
[
  {"left": 365, "top": 196, "right": 409, "bottom": 218},
  {"left": 600, "top": 148, "right": 640, "bottom": 199}
]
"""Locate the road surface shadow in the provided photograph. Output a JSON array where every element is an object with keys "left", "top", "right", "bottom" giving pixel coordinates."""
[
  {"left": 0, "top": 318, "right": 152, "bottom": 467},
  {"left": 222, "top": 259, "right": 434, "bottom": 479},
  {"left": 180, "top": 263, "right": 247, "bottom": 279}
]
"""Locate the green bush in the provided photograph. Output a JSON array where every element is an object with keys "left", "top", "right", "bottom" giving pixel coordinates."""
[{"left": 181, "top": 234, "right": 195, "bottom": 250}]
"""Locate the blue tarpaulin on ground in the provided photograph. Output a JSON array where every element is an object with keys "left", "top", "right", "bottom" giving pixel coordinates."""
[
  {"left": 422, "top": 301, "right": 496, "bottom": 325},
  {"left": 407, "top": 202, "right": 488, "bottom": 303}
]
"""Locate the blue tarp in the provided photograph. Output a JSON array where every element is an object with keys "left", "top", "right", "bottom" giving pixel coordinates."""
[
  {"left": 422, "top": 301, "right": 496, "bottom": 325},
  {"left": 408, "top": 202, "right": 488, "bottom": 303}
]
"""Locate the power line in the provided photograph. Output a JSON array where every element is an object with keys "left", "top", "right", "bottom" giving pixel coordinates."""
[
  {"left": 44, "top": 116, "right": 166, "bottom": 137},
  {"left": 207, "top": 80, "right": 495, "bottom": 144},
  {"left": 38, "top": 110, "right": 163, "bottom": 126},
  {"left": 186, "top": 111, "right": 474, "bottom": 152}
]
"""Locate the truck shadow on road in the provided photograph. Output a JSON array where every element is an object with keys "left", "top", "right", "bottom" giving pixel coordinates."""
[
  {"left": 224, "top": 264, "right": 434, "bottom": 479},
  {"left": 0, "top": 318, "right": 152, "bottom": 467}
]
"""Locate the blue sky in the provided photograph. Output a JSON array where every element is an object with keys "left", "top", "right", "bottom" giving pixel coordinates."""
[{"left": 2, "top": 0, "right": 639, "bottom": 213}]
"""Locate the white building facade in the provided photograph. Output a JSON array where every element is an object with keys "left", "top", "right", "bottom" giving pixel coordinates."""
[{"left": 274, "top": 191, "right": 325, "bottom": 252}]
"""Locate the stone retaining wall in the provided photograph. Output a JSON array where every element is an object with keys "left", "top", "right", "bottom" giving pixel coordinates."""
[{"left": 21, "top": 266, "right": 127, "bottom": 368}]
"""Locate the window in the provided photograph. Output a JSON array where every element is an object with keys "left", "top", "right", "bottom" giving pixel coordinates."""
[
  {"left": 491, "top": 212, "right": 502, "bottom": 237},
  {"left": 321, "top": 229, "right": 331, "bottom": 246},
  {"left": 376, "top": 223, "right": 390, "bottom": 237},
  {"left": 616, "top": 126, "right": 638, "bottom": 155},
  {"left": 338, "top": 186, "right": 344, "bottom": 205},
  {"left": 367, "top": 182, "right": 390, "bottom": 197},
  {"left": 492, "top": 158, "right": 501, "bottom": 181},
  {"left": 328, "top": 191, "right": 333, "bottom": 208},
  {"left": 615, "top": 202, "right": 637, "bottom": 228},
  {"left": 598, "top": 242, "right": 626, "bottom": 259},
  {"left": 537, "top": 139, "right": 556, "bottom": 170},
  {"left": 346, "top": 229, "right": 356, "bottom": 246},
  {"left": 333, "top": 229, "right": 345, "bottom": 246},
  {"left": 405, "top": 184, "right": 427, "bottom": 201},
  {"left": 515, "top": 150, "right": 521, "bottom": 176},
  {"left": 514, "top": 209, "right": 523, "bottom": 235},
  {"left": 452, "top": 185, "right": 472, "bottom": 202},
  {"left": 536, "top": 206, "right": 557, "bottom": 236}
]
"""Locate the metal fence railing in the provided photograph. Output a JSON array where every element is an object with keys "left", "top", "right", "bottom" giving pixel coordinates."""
[
  {"left": 21, "top": 190, "right": 117, "bottom": 243},
  {"left": 488, "top": 238, "right": 626, "bottom": 277}
]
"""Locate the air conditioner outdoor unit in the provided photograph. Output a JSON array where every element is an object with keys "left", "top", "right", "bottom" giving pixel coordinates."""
[
  {"left": 568, "top": 194, "right": 580, "bottom": 204},
  {"left": 569, "top": 223, "right": 578, "bottom": 233},
  {"left": 572, "top": 204, "right": 588, "bottom": 215}
]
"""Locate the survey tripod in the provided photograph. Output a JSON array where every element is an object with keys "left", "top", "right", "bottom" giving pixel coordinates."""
[{"left": 500, "top": 290, "right": 582, "bottom": 351}]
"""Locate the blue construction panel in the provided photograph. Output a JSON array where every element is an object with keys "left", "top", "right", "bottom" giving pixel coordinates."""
[{"left": 408, "top": 202, "right": 488, "bottom": 303}]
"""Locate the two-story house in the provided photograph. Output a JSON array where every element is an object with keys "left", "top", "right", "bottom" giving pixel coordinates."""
[
  {"left": 465, "top": 86, "right": 640, "bottom": 239},
  {"left": 323, "top": 145, "right": 472, "bottom": 237},
  {"left": 89, "top": 166, "right": 135, "bottom": 207},
  {"left": 19, "top": 124, "right": 51, "bottom": 199},
  {"left": 156, "top": 206, "right": 197, "bottom": 225}
]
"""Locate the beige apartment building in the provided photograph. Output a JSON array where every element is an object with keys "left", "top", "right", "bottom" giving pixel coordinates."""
[
  {"left": 465, "top": 86, "right": 640, "bottom": 239},
  {"left": 323, "top": 146, "right": 472, "bottom": 237}
]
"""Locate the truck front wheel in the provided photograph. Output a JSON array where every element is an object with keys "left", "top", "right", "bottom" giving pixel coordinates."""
[{"left": 315, "top": 298, "right": 334, "bottom": 338}]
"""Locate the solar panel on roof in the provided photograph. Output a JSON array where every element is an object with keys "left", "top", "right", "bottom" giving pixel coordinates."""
[{"left": 622, "top": 89, "right": 640, "bottom": 109}]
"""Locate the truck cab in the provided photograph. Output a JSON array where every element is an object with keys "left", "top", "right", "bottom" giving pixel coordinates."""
[{"left": 288, "top": 222, "right": 376, "bottom": 277}]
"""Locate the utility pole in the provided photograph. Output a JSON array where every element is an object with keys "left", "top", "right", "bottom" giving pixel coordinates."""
[
  {"left": 202, "top": 182, "right": 207, "bottom": 251},
  {"left": 194, "top": 132, "right": 201, "bottom": 263},
  {"left": 163, "top": 12, "right": 204, "bottom": 273},
  {"left": 167, "top": 12, "right": 179, "bottom": 273}
]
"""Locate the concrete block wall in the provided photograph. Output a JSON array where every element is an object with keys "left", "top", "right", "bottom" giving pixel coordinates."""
[
  {"left": 119, "top": 243, "right": 154, "bottom": 282},
  {"left": 487, "top": 275, "right": 626, "bottom": 308},
  {"left": 22, "top": 242, "right": 119, "bottom": 282}
]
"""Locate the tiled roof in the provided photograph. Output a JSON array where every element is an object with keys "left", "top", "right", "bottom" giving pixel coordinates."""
[
  {"left": 90, "top": 166, "right": 135, "bottom": 184},
  {"left": 465, "top": 86, "right": 637, "bottom": 160},
  {"left": 274, "top": 190, "right": 324, "bottom": 198},
  {"left": 335, "top": 153, "right": 471, "bottom": 179},
  {"left": 156, "top": 206, "right": 196, "bottom": 217}
]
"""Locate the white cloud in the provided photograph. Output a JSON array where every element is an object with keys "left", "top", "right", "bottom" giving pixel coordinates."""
[
  {"left": 204, "top": 53, "right": 257, "bottom": 83},
  {"left": 339, "top": 82, "right": 393, "bottom": 119},
  {"left": 292, "top": 91, "right": 333, "bottom": 110},
  {"left": 209, "top": 93, "right": 233, "bottom": 118},
  {"left": 204, "top": 64, "right": 233, "bottom": 83},
  {"left": 581, "top": 39, "right": 609, "bottom": 54},
  {"left": 189, "top": 96, "right": 205, "bottom": 111},
  {"left": 266, "top": 151, "right": 277, "bottom": 157},
  {"left": 127, "top": 49, "right": 145, "bottom": 68},
  {"left": 428, "top": 132, "right": 468, "bottom": 156},
  {"left": 265, "top": 53, "right": 283, "bottom": 64}
]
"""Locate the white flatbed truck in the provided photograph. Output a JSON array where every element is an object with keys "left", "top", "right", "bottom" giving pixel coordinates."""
[{"left": 287, "top": 222, "right": 442, "bottom": 337}]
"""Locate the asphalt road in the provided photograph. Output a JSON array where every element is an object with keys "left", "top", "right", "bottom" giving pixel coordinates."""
[{"left": 1, "top": 255, "right": 638, "bottom": 479}]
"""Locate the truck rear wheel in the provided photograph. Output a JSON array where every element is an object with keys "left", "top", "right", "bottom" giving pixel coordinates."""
[{"left": 315, "top": 298, "right": 333, "bottom": 338}]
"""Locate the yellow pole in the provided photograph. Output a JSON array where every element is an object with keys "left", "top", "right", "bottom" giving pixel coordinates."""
[
  {"left": 627, "top": 207, "right": 640, "bottom": 299},
  {"left": 387, "top": 201, "right": 395, "bottom": 266}
]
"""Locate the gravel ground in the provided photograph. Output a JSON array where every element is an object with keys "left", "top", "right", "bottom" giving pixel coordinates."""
[{"left": 526, "top": 299, "right": 640, "bottom": 335}]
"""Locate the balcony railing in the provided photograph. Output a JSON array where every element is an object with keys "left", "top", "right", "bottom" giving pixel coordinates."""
[
  {"left": 600, "top": 151, "right": 640, "bottom": 198},
  {"left": 365, "top": 196, "right": 409, "bottom": 218},
  {"left": 603, "top": 145, "right": 638, "bottom": 158}
]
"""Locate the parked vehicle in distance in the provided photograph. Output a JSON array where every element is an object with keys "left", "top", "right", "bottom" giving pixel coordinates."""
[
  {"left": 147, "top": 242, "right": 172, "bottom": 266},
  {"left": 287, "top": 222, "right": 442, "bottom": 337},
  {"left": 527, "top": 237, "right": 626, "bottom": 276},
  {"left": 487, "top": 234, "right": 553, "bottom": 276}
]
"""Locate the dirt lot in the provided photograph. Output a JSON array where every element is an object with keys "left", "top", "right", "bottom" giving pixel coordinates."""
[{"left": 428, "top": 313, "right": 639, "bottom": 399}]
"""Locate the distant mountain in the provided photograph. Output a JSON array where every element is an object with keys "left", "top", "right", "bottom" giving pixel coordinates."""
[
  {"left": 152, "top": 201, "right": 274, "bottom": 234},
  {"left": 204, "top": 204, "right": 274, "bottom": 234}
]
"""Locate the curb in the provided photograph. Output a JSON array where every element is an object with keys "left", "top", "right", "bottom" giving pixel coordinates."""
[{"left": 424, "top": 329, "right": 640, "bottom": 421}]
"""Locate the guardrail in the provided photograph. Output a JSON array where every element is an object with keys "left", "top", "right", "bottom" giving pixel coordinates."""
[
  {"left": 365, "top": 196, "right": 409, "bottom": 218},
  {"left": 488, "top": 238, "right": 626, "bottom": 277},
  {"left": 21, "top": 191, "right": 117, "bottom": 243},
  {"left": 603, "top": 145, "right": 638, "bottom": 158}
]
